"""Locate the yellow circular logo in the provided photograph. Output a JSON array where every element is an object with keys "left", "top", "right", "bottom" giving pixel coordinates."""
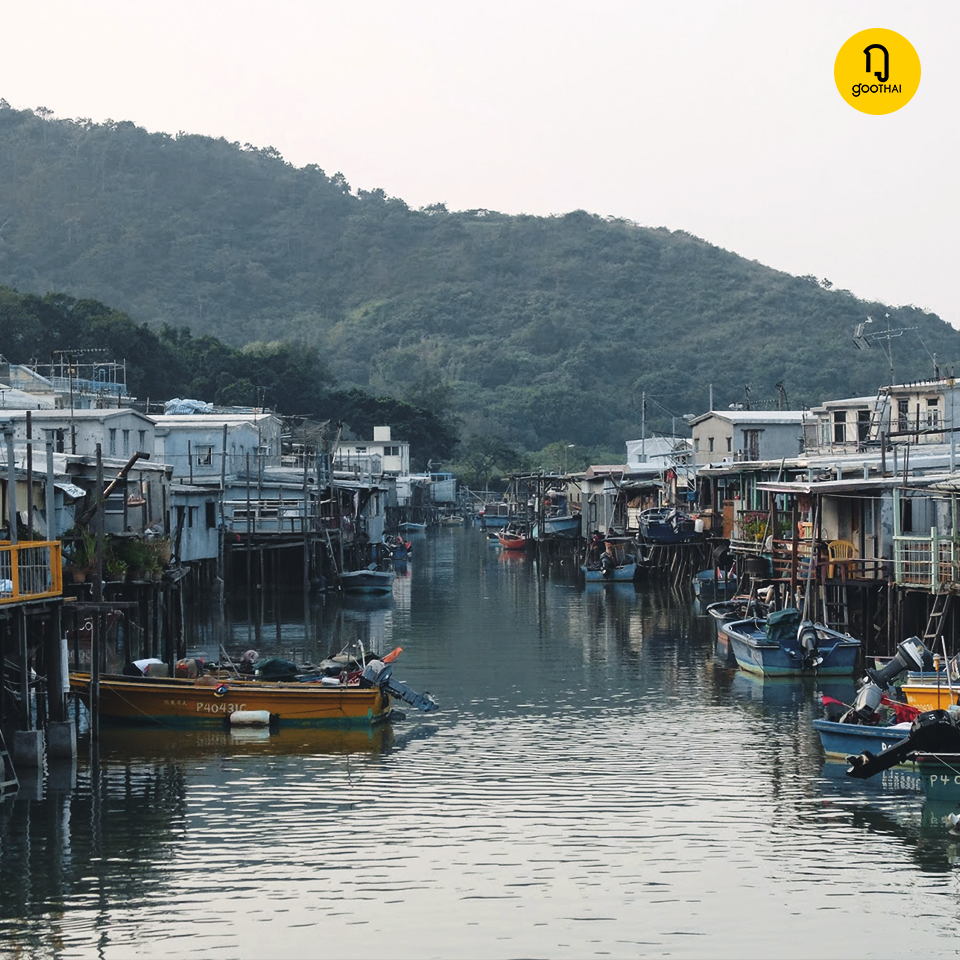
[{"left": 835, "top": 28, "right": 920, "bottom": 114}]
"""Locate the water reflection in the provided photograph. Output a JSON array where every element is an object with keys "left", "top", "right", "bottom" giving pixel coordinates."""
[{"left": 6, "top": 527, "right": 960, "bottom": 958}]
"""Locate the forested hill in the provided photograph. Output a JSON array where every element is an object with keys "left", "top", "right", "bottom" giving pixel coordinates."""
[{"left": 1, "top": 100, "right": 958, "bottom": 453}]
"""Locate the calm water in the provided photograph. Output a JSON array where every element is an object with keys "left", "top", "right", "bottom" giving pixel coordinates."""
[{"left": 2, "top": 528, "right": 960, "bottom": 959}]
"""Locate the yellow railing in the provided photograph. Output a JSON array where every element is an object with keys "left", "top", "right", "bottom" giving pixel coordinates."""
[{"left": 0, "top": 541, "right": 63, "bottom": 603}]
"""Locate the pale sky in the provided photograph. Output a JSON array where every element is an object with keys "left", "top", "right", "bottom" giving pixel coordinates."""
[{"left": 4, "top": 1, "right": 959, "bottom": 326}]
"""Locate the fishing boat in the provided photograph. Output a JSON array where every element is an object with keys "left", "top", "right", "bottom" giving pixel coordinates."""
[
  {"left": 582, "top": 537, "right": 637, "bottom": 582},
  {"left": 398, "top": 521, "right": 428, "bottom": 532},
  {"left": 638, "top": 507, "right": 700, "bottom": 544},
  {"left": 692, "top": 566, "right": 738, "bottom": 598},
  {"left": 339, "top": 563, "right": 394, "bottom": 595},
  {"left": 724, "top": 606, "right": 861, "bottom": 677},
  {"left": 70, "top": 646, "right": 438, "bottom": 728},
  {"left": 477, "top": 502, "right": 513, "bottom": 530}
]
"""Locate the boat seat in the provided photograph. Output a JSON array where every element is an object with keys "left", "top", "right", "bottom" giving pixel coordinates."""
[{"left": 827, "top": 539, "right": 857, "bottom": 579}]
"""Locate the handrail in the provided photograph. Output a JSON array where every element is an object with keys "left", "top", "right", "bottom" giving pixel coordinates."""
[{"left": 0, "top": 541, "right": 63, "bottom": 604}]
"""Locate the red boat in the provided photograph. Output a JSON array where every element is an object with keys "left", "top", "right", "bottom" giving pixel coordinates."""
[{"left": 497, "top": 526, "right": 530, "bottom": 551}]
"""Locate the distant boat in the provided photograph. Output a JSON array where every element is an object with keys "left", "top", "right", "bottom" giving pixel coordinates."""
[
  {"left": 582, "top": 537, "right": 637, "bottom": 582},
  {"left": 478, "top": 503, "right": 513, "bottom": 530},
  {"left": 440, "top": 515, "right": 464, "bottom": 526},
  {"left": 639, "top": 507, "right": 700, "bottom": 544},
  {"left": 692, "top": 567, "right": 738, "bottom": 598},
  {"left": 398, "top": 521, "right": 427, "bottom": 532},
  {"left": 497, "top": 525, "right": 530, "bottom": 551},
  {"left": 340, "top": 563, "right": 394, "bottom": 595}
]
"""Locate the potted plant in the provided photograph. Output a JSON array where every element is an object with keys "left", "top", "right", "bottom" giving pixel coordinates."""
[{"left": 66, "top": 528, "right": 98, "bottom": 582}]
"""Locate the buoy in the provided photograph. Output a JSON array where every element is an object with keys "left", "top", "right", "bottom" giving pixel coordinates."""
[{"left": 229, "top": 710, "right": 272, "bottom": 727}]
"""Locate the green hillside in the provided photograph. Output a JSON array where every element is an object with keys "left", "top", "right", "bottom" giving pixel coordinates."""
[{"left": 1, "top": 100, "right": 957, "bottom": 453}]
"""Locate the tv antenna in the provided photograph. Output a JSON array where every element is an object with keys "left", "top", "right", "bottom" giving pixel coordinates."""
[{"left": 853, "top": 314, "right": 918, "bottom": 385}]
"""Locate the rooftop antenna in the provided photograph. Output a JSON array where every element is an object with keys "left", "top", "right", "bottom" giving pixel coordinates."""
[
  {"left": 852, "top": 314, "right": 918, "bottom": 385},
  {"left": 775, "top": 381, "right": 788, "bottom": 410}
]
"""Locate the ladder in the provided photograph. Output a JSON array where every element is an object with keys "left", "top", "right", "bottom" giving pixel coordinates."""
[
  {"left": 923, "top": 588, "right": 953, "bottom": 650},
  {"left": 821, "top": 581, "right": 849, "bottom": 633},
  {"left": 0, "top": 727, "right": 19, "bottom": 797},
  {"left": 857, "top": 388, "right": 889, "bottom": 449}
]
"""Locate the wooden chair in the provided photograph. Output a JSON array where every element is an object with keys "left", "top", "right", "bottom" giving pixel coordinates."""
[{"left": 827, "top": 539, "right": 857, "bottom": 579}]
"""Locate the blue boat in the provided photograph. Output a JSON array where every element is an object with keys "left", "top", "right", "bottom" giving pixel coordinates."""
[
  {"left": 692, "top": 567, "right": 738, "bottom": 598},
  {"left": 724, "top": 607, "right": 861, "bottom": 677},
  {"left": 639, "top": 507, "right": 699, "bottom": 544},
  {"left": 813, "top": 718, "right": 912, "bottom": 760}
]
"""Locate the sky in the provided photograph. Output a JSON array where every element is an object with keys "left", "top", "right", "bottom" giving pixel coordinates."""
[{"left": 4, "top": 1, "right": 960, "bottom": 327}]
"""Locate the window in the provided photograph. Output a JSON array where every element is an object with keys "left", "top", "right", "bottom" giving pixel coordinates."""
[
  {"left": 384, "top": 445, "right": 400, "bottom": 457},
  {"left": 898, "top": 399, "right": 909, "bottom": 432},
  {"left": 926, "top": 398, "right": 940, "bottom": 429},
  {"left": 743, "top": 429, "right": 761, "bottom": 460},
  {"left": 857, "top": 409, "right": 871, "bottom": 442},
  {"left": 138, "top": 430, "right": 146, "bottom": 450},
  {"left": 708, "top": 437, "right": 715, "bottom": 453},
  {"left": 833, "top": 411, "right": 845, "bottom": 443},
  {"left": 726, "top": 437, "right": 732, "bottom": 452},
  {"left": 109, "top": 428, "right": 117, "bottom": 455},
  {"left": 122, "top": 429, "right": 130, "bottom": 455},
  {"left": 196, "top": 445, "right": 213, "bottom": 466},
  {"left": 206, "top": 502, "right": 217, "bottom": 528}
]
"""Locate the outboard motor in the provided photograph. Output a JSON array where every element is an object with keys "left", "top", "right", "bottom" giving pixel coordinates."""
[
  {"left": 797, "top": 621, "right": 823, "bottom": 669},
  {"left": 866, "top": 636, "right": 929, "bottom": 688},
  {"left": 840, "top": 637, "right": 932, "bottom": 724},
  {"left": 360, "top": 659, "right": 439, "bottom": 712}
]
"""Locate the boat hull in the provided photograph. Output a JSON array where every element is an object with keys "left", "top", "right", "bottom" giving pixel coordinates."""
[
  {"left": 69, "top": 673, "right": 392, "bottom": 727},
  {"left": 812, "top": 718, "right": 912, "bottom": 760},
  {"left": 725, "top": 618, "right": 861, "bottom": 677},
  {"left": 340, "top": 570, "right": 394, "bottom": 594},
  {"left": 901, "top": 679, "right": 960, "bottom": 711},
  {"left": 497, "top": 533, "right": 529, "bottom": 551}
]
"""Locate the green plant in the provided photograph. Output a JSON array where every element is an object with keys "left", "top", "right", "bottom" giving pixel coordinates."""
[{"left": 68, "top": 528, "right": 98, "bottom": 571}]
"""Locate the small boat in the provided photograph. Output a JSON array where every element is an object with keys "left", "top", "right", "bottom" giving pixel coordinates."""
[
  {"left": 692, "top": 567, "right": 738, "bottom": 598},
  {"left": 724, "top": 606, "right": 861, "bottom": 676},
  {"left": 582, "top": 537, "right": 637, "bottom": 582},
  {"left": 497, "top": 526, "right": 530, "bottom": 551},
  {"left": 706, "top": 595, "right": 767, "bottom": 665},
  {"left": 340, "top": 563, "right": 394, "bottom": 595},
  {"left": 846, "top": 708, "right": 960, "bottom": 798},
  {"left": 639, "top": 507, "right": 700, "bottom": 544},
  {"left": 69, "top": 648, "right": 439, "bottom": 728},
  {"left": 814, "top": 717, "right": 913, "bottom": 760},
  {"left": 440, "top": 515, "right": 464, "bottom": 526},
  {"left": 398, "top": 521, "right": 427, "bottom": 532}
]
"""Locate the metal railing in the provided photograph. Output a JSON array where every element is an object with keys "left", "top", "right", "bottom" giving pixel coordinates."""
[
  {"left": 894, "top": 528, "right": 958, "bottom": 590},
  {"left": 0, "top": 541, "right": 63, "bottom": 603}
]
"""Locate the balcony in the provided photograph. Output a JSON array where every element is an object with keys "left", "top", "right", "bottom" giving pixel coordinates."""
[{"left": 0, "top": 541, "right": 63, "bottom": 604}]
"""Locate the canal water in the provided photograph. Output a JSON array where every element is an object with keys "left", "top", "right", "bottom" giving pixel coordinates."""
[{"left": 2, "top": 527, "right": 959, "bottom": 959}]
